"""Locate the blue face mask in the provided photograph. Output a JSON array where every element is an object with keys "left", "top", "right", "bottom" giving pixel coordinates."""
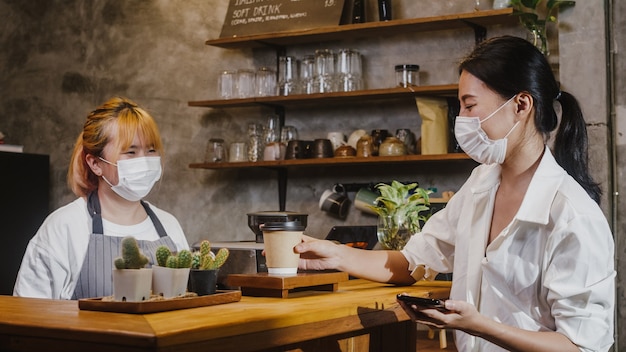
[
  {"left": 99, "top": 156, "right": 162, "bottom": 201},
  {"left": 454, "top": 96, "right": 519, "bottom": 165}
]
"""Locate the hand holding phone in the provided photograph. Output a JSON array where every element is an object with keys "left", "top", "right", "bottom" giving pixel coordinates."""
[{"left": 396, "top": 294, "right": 448, "bottom": 311}]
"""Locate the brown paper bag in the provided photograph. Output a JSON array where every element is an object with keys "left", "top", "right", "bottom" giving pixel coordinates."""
[{"left": 416, "top": 97, "right": 449, "bottom": 155}]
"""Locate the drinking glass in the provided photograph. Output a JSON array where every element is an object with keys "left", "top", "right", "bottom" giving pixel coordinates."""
[
  {"left": 218, "top": 70, "right": 236, "bottom": 99},
  {"left": 280, "top": 126, "right": 299, "bottom": 143},
  {"left": 263, "top": 115, "right": 281, "bottom": 145},
  {"left": 236, "top": 69, "right": 255, "bottom": 98},
  {"left": 229, "top": 142, "right": 248, "bottom": 162},
  {"left": 313, "top": 49, "right": 336, "bottom": 93},
  {"left": 336, "top": 49, "right": 363, "bottom": 92},
  {"left": 256, "top": 67, "right": 277, "bottom": 97},
  {"left": 300, "top": 55, "right": 316, "bottom": 94},
  {"left": 278, "top": 56, "right": 300, "bottom": 96}
]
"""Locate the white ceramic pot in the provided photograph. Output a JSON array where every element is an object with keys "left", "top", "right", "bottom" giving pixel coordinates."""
[
  {"left": 151, "top": 265, "right": 190, "bottom": 298},
  {"left": 112, "top": 268, "right": 152, "bottom": 302}
]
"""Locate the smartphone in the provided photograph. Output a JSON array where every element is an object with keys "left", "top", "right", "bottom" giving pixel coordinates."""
[{"left": 396, "top": 294, "right": 447, "bottom": 310}]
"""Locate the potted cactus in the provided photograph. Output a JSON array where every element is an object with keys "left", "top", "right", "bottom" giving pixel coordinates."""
[
  {"left": 112, "top": 236, "right": 152, "bottom": 302},
  {"left": 152, "top": 246, "right": 193, "bottom": 298},
  {"left": 188, "top": 240, "right": 230, "bottom": 296}
]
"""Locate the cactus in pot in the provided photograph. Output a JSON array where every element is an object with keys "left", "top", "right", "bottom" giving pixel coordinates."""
[
  {"left": 189, "top": 240, "right": 230, "bottom": 296},
  {"left": 114, "top": 236, "right": 149, "bottom": 269},
  {"left": 112, "top": 236, "right": 152, "bottom": 302},
  {"left": 155, "top": 245, "right": 193, "bottom": 268},
  {"left": 192, "top": 240, "right": 229, "bottom": 270},
  {"left": 152, "top": 245, "right": 193, "bottom": 298}
]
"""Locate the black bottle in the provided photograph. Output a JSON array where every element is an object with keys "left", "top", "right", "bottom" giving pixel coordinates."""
[
  {"left": 378, "top": 0, "right": 392, "bottom": 21},
  {"left": 352, "top": 0, "right": 366, "bottom": 23}
]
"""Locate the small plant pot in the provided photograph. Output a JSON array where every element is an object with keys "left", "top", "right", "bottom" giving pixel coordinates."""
[
  {"left": 188, "top": 269, "right": 219, "bottom": 296},
  {"left": 112, "top": 268, "right": 152, "bottom": 302},
  {"left": 152, "top": 265, "right": 190, "bottom": 298}
]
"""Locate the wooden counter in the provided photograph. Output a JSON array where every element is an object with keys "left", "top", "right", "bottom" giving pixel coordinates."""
[{"left": 0, "top": 279, "right": 450, "bottom": 352}]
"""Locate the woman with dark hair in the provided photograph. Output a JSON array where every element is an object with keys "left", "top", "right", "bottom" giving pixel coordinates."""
[
  {"left": 14, "top": 97, "right": 189, "bottom": 300},
  {"left": 295, "top": 36, "right": 614, "bottom": 351}
]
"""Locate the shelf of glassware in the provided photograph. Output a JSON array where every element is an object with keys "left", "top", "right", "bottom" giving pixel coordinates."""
[
  {"left": 189, "top": 153, "right": 473, "bottom": 170},
  {"left": 188, "top": 84, "right": 458, "bottom": 109},
  {"left": 204, "top": 8, "right": 516, "bottom": 49}
]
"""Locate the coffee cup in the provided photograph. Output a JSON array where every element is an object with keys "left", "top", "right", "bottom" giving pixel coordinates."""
[
  {"left": 319, "top": 184, "right": 350, "bottom": 219},
  {"left": 354, "top": 187, "right": 379, "bottom": 214},
  {"left": 260, "top": 221, "right": 305, "bottom": 275}
]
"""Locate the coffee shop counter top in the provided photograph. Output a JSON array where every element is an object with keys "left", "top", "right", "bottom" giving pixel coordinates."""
[{"left": 0, "top": 279, "right": 451, "bottom": 352}]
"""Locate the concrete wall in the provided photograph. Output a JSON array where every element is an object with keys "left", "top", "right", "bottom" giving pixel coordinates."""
[{"left": 1, "top": 0, "right": 621, "bottom": 348}]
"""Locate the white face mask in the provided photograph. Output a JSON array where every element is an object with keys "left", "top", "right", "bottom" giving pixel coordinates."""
[
  {"left": 99, "top": 156, "right": 162, "bottom": 201},
  {"left": 454, "top": 96, "right": 519, "bottom": 165}
]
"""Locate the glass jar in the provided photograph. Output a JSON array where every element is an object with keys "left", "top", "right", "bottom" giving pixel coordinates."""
[
  {"left": 205, "top": 138, "right": 226, "bottom": 163},
  {"left": 395, "top": 64, "right": 420, "bottom": 87},
  {"left": 247, "top": 123, "right": 263, "bottom": 162}
]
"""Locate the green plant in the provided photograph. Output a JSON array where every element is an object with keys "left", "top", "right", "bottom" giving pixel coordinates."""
[
  {"left": 370, "top": 181, "right": 432, "bottom": 232},
  {"left": 155, "top": 245, "right": 193, "bottom": 269},
  {"left": 114, "top": 237, "right": 149, "bottom": 269},
  {"left": 510, "top": 0, "right": 576, "bottom": 55},
  {"left": 192, "top": 240, "right": 230, "bottom": 270},
  {"left": 369, "top": 181, "right": 432, "bottom": 250}
]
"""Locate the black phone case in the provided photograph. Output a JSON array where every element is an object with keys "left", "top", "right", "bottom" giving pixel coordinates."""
[{"left": 396, "top": 294, "right": 446, "bottom": 309}]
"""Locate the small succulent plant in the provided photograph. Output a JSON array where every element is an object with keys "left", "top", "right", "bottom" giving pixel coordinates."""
[
  {"left": 155, "top": 245, "right": 193, "bottom": 269},
  {"left": 114, "top": 236, "right": 149, "bottom": 269},
  {"left": 192, "top": 240, "right": 229, "bottom": 270}
]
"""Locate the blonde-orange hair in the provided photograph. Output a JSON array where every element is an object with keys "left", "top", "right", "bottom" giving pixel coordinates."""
[{"left": 68, "top": 97, "right": 164, "bottom": 197}]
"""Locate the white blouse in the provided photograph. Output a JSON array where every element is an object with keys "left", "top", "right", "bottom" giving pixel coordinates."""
[{"left": 402, "top": 148, "right": 615, "bottom": 352}]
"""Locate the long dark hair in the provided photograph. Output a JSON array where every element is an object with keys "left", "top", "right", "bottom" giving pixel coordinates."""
[{"left": 459, "top": 36, "right": 601, "bottom": 203}]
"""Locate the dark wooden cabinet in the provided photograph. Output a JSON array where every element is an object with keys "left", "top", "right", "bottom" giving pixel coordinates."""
[{"left": 0, "top": 152, "right": 49, "bottom": 294}]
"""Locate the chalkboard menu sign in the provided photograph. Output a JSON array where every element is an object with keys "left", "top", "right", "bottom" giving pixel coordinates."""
[{"left": 220, "top": 0, "right": 346, "bottom": 38}]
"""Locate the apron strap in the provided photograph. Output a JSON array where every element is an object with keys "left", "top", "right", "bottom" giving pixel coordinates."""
[
  {"left": 87, "top": 192, "right": 104, "bottom": 234},
  {"left": 87, "top": 192, "right": 168, "bottom": 238},
  {"left": 140, "top": 201, "right": 168, "bottom": 238}
]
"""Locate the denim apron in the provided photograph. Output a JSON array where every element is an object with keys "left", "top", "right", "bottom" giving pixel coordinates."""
[{"left": 71, "top": 192, "right": 176, "bottom": 299}]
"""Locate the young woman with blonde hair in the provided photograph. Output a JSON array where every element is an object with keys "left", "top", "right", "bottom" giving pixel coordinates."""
[{"left": 14, "top": 97, "right": 189, "bottom": 300}]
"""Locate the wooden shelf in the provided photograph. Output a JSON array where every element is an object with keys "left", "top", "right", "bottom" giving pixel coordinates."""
[
  {"left": 188, "top": 84, "right": 458, "bottom": 109},
  {"left": 189, "top": 9, "right": 512, "bottom": 210},
  {"left": 189, "top": 153, "right": 473, "bottom": 170},
  {"left": 206, "top": 8, "right": 516, "bottom": 49}
]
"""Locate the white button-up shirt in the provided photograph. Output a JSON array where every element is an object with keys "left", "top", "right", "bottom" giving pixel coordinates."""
[{"left": 402, "top": 148, "right": 615, "bottom": 351}]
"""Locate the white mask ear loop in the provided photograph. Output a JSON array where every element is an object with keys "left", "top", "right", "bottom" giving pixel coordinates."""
[
  {"left": 98, "top": 157, "right": 117, "bottom": 187},
  {"left": 479, "top": 96, "right": 516, "bottom": 124}
]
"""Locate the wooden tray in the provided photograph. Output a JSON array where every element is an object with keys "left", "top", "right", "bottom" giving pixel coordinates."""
[
  {"left": 226, "top": 271, "right": 349, "bottom": 298},
  {"left": 78, "top": 290, "right": 241, "bottom": 314}
]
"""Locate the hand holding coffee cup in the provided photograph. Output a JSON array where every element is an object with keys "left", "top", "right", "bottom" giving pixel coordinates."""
[
  {"left": 260, "top": 221, "right": 305, "bottom": 275},
  {"left": 319, "top": 184, "right": 350, "bottom": 219}
]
